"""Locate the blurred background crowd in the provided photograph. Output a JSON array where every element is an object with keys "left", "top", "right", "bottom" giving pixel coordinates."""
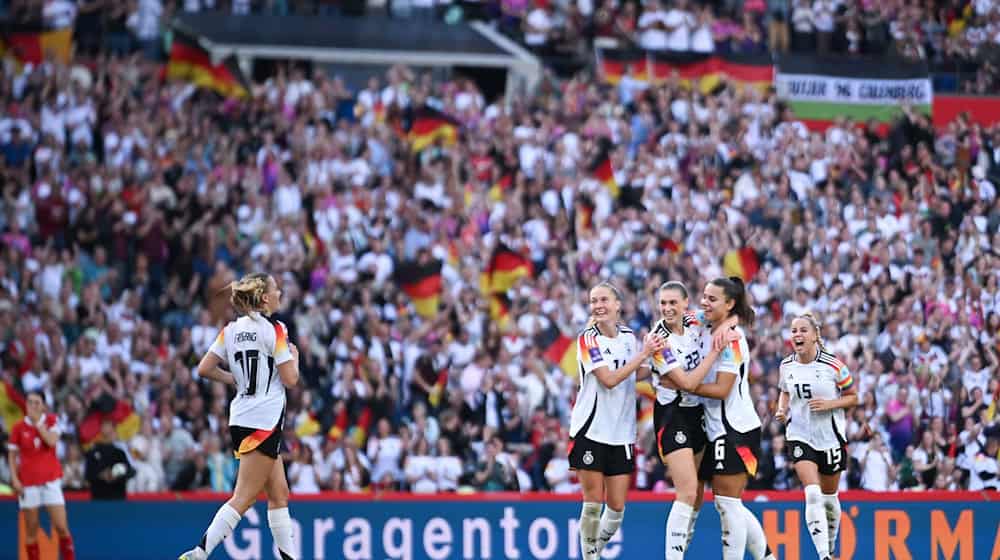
[{"left": 0, "top": 0, "right": 998, "bottom": 500}]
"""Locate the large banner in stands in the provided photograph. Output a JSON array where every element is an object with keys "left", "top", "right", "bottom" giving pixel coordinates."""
[{"left": 2, "top": 492, "right": 999, "bottom": 560}]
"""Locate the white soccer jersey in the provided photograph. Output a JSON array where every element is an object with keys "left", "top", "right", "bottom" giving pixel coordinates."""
[
  {"left": 779, "top": 349, "right": 854, "bottom": 450},
  {"left": 700, "top": 326, "right": 760, "bottom": 441},
  {"left": 650, "top": 317, "right": 704, "bottom": 407},
  {"left": 209, "top": 313, "right": 293, "bottom": 430},
  {"left": 569, "top": 325, "right": 641, "bottom": 446}
]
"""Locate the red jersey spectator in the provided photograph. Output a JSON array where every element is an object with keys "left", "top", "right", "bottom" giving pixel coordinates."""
[{"left": 7, "top": 391, "right": 75, "bottom": 560}]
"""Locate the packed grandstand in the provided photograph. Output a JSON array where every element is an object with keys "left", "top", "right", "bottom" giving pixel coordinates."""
[{"left": 0, "top": 0, "right": 998, "bottom": 503}]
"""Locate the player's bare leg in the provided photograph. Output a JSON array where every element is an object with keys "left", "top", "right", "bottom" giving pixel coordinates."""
[
  {"left": 47, "top": 504, "right": 75, "bottom": 560},
  {"left": 22, "top": 507, "right": 41, "bottom": 560}
]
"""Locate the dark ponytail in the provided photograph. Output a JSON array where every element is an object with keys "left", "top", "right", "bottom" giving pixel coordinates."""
[{"left": 709, "top": 276, "right": 755, "bottom": 328}]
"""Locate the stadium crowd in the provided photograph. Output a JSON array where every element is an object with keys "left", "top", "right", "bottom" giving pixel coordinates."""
[{"left": 1, "top": 1, "right": 1000, "bottom": 501}]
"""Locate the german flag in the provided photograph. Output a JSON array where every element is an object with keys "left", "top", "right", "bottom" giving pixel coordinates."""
[
  {"left": 350, "top": 407, "right": 373, "bottom": 447},
  {"left": 395, "top": 258, "right": 444, "bottom": 318},
  {"left": 78, "top": 398, "right": 141, "bottom": 449},
  {"left": 0, "top": 23, "right": 72, "bottom": 66},
  {"left": 661, "top": 237, "right": 683, "bottom": 255},
  {"left": 536, "top": 327, "right": 578, "bottom": 378},
  {"left": 723, "top": 247, "right": 761, "bottom": 283},
  {"left": 488, "top": 172, "right": 513, "bottom": 202},
  {"left": 428, "top": 369, "right": 448, "bottom": 408},
  {"left": 0, "top": 380, "right": 25, "bottom": 430},
  {"left": 409, "top": 106, "right": 460, "bottom": 152},
  {"left": 649, "top": 51, "right": 773, "bottom": 94},
  {"left": 480, "top": 243, "right": 533, "bottom": 294},
  {"left": 590, "top": 141, "right": 620, "bottom": 198},
  {"left": 489, "top": 293, "right": 513, "bottom": 332},
  {"left": 295, "top": 411, "right": 321, "bottom": 438},
  {"left": 596, "top": 48, "right": 649, "bottom": 84},
  {"left": 165, "top": 29, "right": 250, "bottom": 98},
  {"left": 327, "top": 405, "right": 349, "bottom": 441}
]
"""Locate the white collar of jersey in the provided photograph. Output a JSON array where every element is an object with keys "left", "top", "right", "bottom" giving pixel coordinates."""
[{"left": 247, "top": 311, "right": 264, "bottom": 321}]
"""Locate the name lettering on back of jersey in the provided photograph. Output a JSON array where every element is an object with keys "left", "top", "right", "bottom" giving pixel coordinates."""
[{"left": 235, "top": 332, "right": 258, "bottom": 344}]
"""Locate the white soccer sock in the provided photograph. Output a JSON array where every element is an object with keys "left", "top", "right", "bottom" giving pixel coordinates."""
[
  {"left": 715, "top": 496, "right": 748, "bottom": 560},
  {"left": 805, "top": 485, "right": 831, "bottom": 559},
  {"left": 199, "top": 503, "right": 241, "bottom": 555},
  {"left": 268, "top": 507, "right": 296, "bottom": 560},
  {"left": 597, "top": 506, "right": 624, "bottom": 555},
  {"left": 823, "top": 492, "right": 842, "bottom": 557},
  {"left": 580, "top": 502, "right": 602, "bottom": 560},
  {"left": 665, "top": 501, "right": 694, "bottom": 559},
  {"left": 684, "top": 507, "right": 700, "bottom": 551},
  {"left": 742, "top": 505, "right": 776, "bottom": 560}
]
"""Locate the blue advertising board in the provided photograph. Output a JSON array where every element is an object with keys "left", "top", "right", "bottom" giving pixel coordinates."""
[{"left": 2, "top": 491, "right": 998, "bottom": 559}]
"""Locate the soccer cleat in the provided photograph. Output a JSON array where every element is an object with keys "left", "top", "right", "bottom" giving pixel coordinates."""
[{"left": 178, "top": 548, "right": 207, "bottom": 560}]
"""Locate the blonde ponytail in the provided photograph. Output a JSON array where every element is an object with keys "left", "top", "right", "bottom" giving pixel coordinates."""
[{"left": 229, "top": 273, "right": 271, "bottom": 316}]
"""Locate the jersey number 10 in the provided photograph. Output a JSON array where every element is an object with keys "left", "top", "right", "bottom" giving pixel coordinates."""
[{"left": 234, "top": 350, "right": 276, "bottom": 396}]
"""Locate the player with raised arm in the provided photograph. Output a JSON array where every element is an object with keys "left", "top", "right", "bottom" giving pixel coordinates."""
[
  {"left": 180, "top": 273, "right": 300, "bottom": 560},
  {"left": 775, "top": 313, "right": 859, "bottom": 560},
  {"left": 665, "top": 277, "right": 775, "bottom": 560},
  {"left": 571, "top": 281, "right": 665, "bottom": 560},
  {"left": 8, "top": 391, "right": 75, "bottom": 560}
]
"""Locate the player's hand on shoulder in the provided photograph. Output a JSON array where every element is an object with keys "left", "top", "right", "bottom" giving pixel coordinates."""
[{"left": 643, "top": 333, "right": 666, "bottom": 356}]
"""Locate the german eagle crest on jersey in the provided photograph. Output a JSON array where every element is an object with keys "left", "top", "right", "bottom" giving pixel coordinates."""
[
  {"left": 583, "top": 450, "right": 594, "bottom": 465},
  {"left": 793, "top": 445, "right": 803, "bottom": 458},
  {"left": 675, "top": 431, "right": 687, "bottom": 444}
]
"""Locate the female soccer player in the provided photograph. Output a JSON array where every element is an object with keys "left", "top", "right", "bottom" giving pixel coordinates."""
[
  {"left": 180, "top": 273, "right": 300, "bottom": 560},
  {"left": 775, "top": 313, "right": 858, "bottom": 560},
  {"left": 650, "top": 281, "right": 735, "bottom": 559},
  {"left": 8, "top": 391, "right": 75, "bottom": 560},
  {"left": 666, "top": 277, "right": 774, "bottom": 560},
  {"left": 571, "top": 281, "right": 665, "bottom": 560}
]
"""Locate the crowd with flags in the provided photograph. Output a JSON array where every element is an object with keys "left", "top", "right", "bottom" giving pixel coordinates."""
[{"left": 0, "top": 4, "right": 999, "bottom": 499}]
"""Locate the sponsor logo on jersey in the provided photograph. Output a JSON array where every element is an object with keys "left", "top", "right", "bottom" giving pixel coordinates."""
[
  {"left": 675, "top": 431, "right": 687, "bottom": 444},
  {"left": 589, "top": 347, "right": 602, "bottom": 362},
  {"left": 235, "top": 332, "right": 258, "bottom": 343},
  {"left": 583, "top": 450, "right": 594, "bottom": 465}
]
